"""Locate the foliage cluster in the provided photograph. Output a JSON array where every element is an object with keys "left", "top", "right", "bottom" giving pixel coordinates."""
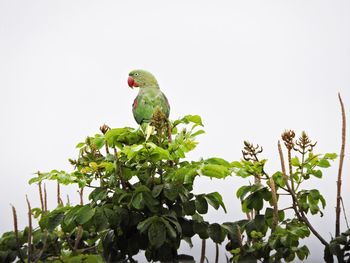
[{"left": 0, "top": 110, "right": 348, "bottom": 263}]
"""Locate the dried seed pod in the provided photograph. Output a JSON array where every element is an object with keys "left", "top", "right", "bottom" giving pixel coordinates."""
[
  {"left": 281, "top": 130, "right": 295, "bottom": 150},
  {"left": 99, "top": 124, "right": 110, "bottom": 135}
]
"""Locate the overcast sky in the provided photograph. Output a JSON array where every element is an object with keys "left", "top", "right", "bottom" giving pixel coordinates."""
[{"left": 1, "top": 0, "right": 350, "bottom": 262}]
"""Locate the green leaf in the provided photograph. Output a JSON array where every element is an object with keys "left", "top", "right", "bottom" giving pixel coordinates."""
[
  {"left": 75, "top": 205, "right": 95, "bottom": 225},
  {"left": 148, "top": 221, "right": 166, "bottom": 248},
  {"left": 137, "top": 217, "right": 155, "bottom": 233},
  {"left": 264, "top": 208, "right": 285, "bottom": 227},
  {"left": 324, "top": 153, "right": 337, "bottom": 160},
  {"left": 193, "top": 221, "right": 209, "bottom": 239},
  {"left": 89, "top": 188, "right": 108, "bottom": 202},
  {"left": 105, "top": 127, "right": 134, "bottom": 147},
  {"left": 195, "top": 195, "right": 208, "bottom": 214},
  {"left": 75, "top": 142, "right": 85, "bottom": 148},
  {"left": 191, "top": 129, "right": 205, "bottom": 137},
  {"left": 201, "top": 164, "right": 231, "bottom": 179},
  {"left": 39, "top": 208, "right": 65, "bottom": 231},
  {"left": 164, "top": 215, "right": 182, "bottom": 234},
  {"left": 208, "top": 223, "right": 226, "bottom": 243},
  {"left": 92, "top": 135, "right": 105, "bottom": 149},
  {"left": 245, "top": 215, "right": 267, "bottom": 236},
  {"left": 245, "top": 194, "right": 263, "bottom": 211},
  {"left": 85, "top": 255, "right": 104, "bottom": 263},
  {"left": 132, "top": 193, "right": 144, "bottom": 210},
  {"left": 152, "top": 184, "right": 164, "bottom": 198},
  {"left": 231, "top": 161, "right": 243, "bottom": 168},
  {"left": 296, "top": 245, "right": 310, "bottom": 260},
  {"left": 162, "top": 218, "right": 178, "bottom": 239},
  {"left": 164, "top": 183, "right": 179, "bottom": 201},
  {"left": 204, "top": 192, "right": 227, "bottom": 213},
  {"left": 236, "top": 185, "right": 249, "bottom": 199},
  {"left": 205, "top": 158, "right": 231, "bottom": 168},
  {"left": 62, "top": 206, "right": 81, "bottom": 231},
  {"left": 318, "top": 158, "right": 331, "bottom": 168},
  {"left": 309, "top": 169, "right": 322, "bottom": 178},
  {"left": 291, "top": 157, "right": 300, "bottom": 167},
  {"left": 272, "top": 171, "right": 286, "bottom": 187},
  {"left": 143, "top": 192, "right": 159, "bottom": 211},
  {"left": 182, "top": 115, "right": 203, "bottom": 126},
  {"left": 183, "top": 200, "right": 196, "bottom": 215},
  {"left": 93, "top": 207, "right": 109, "bottom": 232}
]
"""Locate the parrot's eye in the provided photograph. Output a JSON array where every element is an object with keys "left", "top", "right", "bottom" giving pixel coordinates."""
[{"left": 134, "top": 73, "right": 139, "bottom": 76}]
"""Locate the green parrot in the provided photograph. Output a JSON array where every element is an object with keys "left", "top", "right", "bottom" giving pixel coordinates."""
[{"left": 128, "top": 69, "right": 170, "bottom": 124}]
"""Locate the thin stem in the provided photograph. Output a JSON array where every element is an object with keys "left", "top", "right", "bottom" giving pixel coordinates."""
[
  {"left": 341, "top": 197, "right": 350, "bottom": 229},
  {"left": 280, "top": 206, "right": 294, "bottom": 211},
  {"left": 79, "top": 188, "right": 84, "bottom": 205},
  {"left": 105, "top": 141, "right": 110, "bottom": 155},
  {"left": 287, "top": 148, "right": 295, "bottom": 191},
  {"left": 57, "top": 182, "right": 63, "bottom": 206},
  {"left": 11, "top": 205, "right": 24, "bottom": 263},
  {"left": 167, "top": 120, "right": 172, "bottom": 143},
  {"left": 215, "top": 243, "right": 219, "bottom": 263},
  {"left": 26, "top": 195, "right": 33, "bottom": 263},
  {"left": 44, "top": 184, "right": 47, "bottom": 213},
  {"left": 74, "top": 226, "right": 83, "bottom": 250},
  {"left": 246, "top": 212, "right": 252, "bottom": 221},
  {"left": 269, "top": 178, "right": 278, "bottom": 233},
  {"left": 38, "top": 182, "right": 44, "bottom": 213},
  {"left": 336, "top": 93, "right": 346, "bottom": 237},
  {"left": 200, "top": 239, "right": 206, "bottom": 263}
]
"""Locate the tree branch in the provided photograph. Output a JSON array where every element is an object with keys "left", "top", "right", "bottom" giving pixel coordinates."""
[
  {"left": 11, "top": 205, "right": 24, "bottom": 263},
  {"left": 215, "top": 243, "right": 219, "bottom": 263},
  {"left": 336, "top": 93, "right": 346, "bottom": 237},
  {"left": 38, "top": 182, "right": 44, "bottom": 214},
  {"left": 44, "top": 184, "right": 47, "bottom": 213},
  {"left": 269, "top": 178, "right": 278, "bottom": 233},
  {"left": 26, "top": 195, "right": 33, "bottom": 263},
  {"left": 278, "top": 141, "right": 328, "bottom": 246},
  {"left": 200, "top": 239, "right": 206, "bottom": 263}
]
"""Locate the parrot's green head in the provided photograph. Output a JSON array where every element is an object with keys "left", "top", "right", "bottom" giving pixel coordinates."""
[{"left": 128, "top": 69, "right": 159, "bottom": 89}]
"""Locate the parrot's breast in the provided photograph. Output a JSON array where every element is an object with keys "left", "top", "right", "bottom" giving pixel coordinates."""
[{"left": 132, "top": 89, "right": 170, "bottom": 125}]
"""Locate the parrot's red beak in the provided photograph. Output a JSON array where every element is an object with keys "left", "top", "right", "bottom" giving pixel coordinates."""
[{"left": 128, "top": 76, "right": 139, "bottom": 89}]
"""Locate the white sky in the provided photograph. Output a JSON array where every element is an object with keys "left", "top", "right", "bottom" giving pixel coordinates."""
[{"left": 0, "top": 0, "right": 350, "bottom": 262}]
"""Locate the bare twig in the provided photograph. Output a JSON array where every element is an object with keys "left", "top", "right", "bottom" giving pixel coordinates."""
[
  {"left": 336, "top": 93, "right": 346, "bottom": 237},
  {"left": 341, "top": 197, "right": 350, "bottom": 229},
  {"left": 200, "top": 239, "right": 206, "bottom": 263},
  {"left": 246, "top": 212, "right": 252, "bottom": 221},
  {"left": 100, "top": 124, "right": 110, "bottom": 155},
  {"left": 167, "top": 119, "right": 173, "bottom": 143},
  {"left": 26, "top": 195, "right": 33, "bottom": 262},
  {"left": 57, "top": 182, "right": 63, "bottom": 206},
  {"left": 66, "top": 194, "right": 70, "bottom": 206},
  {"left": 278, "top": 141, "right": 288, "bottom": 178},
  {"left": 280, "top": 206, "right": 294, "bottom": 211},
  {"left": 79, "top": 188, "right": 84, "bottom": 205},
  {"left": 44, "top": 184, "right": 47, "bottom": 213},
  {"left": 11, "top": 205, "right": 24, "bottom": 263},
  {"left": 38, "top": 182, "right": 44, "bottom": 213},
  {"left": 74, "top": 226, "right": 83, "bottom": 250},
  {"left": 215, "top": 243, "right": 219, "bottom": 263},
  {"left": 269, "top": 178, "right": 278, "bottom": 233}
]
